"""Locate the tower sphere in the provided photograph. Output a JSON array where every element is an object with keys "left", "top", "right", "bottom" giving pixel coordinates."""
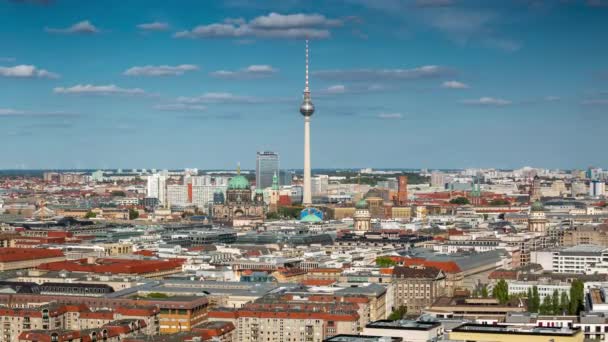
[{"left": 300, "top": 100, "right": 315, "bottom": 117}]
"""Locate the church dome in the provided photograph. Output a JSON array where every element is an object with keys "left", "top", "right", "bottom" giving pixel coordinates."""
[
  {"left": 355, "top": 198, "right": 369, "bottom": 209},
  {"left": 228, "top": 175, "right": 250, "bottom": 190},
  {"left": 531, "top": 201, "right": 545, "bottom": 212}
]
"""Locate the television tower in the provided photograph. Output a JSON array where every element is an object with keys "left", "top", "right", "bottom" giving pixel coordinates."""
[{"left": 300, "top": 40, "right": 315, "bottom": 206}]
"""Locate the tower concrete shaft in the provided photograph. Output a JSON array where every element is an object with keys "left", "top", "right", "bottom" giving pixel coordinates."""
[
  {"left": 303, "top": 116, "right": 312, "bottom": 206},
  {"left": 299, "top": 40, "right": 314, "bottom": 207}
]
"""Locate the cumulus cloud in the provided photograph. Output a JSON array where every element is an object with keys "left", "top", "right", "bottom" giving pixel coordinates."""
[
  {"left": 314, "top": 65, "right": 451, "bottom": 81},
  {"left": 210, "top": 64, "right": 277, "bottom": 79},
  {"left": 249, "top": 12, "right": 342, "bottom": 29},
  {"left": 137, "top": 22, "right": 170, "bottom": 31},
  {"left": 377, "top": 113, "right": 403, "bottom": 119},
  {"left": 0, "top": 65, "right": 59, "bottom": 78},
  {"left": 124, "top": 64, "right": 199, "bottom": 77},
  {"left": 442, "top": 80, "right": 468, "bottom": 89},
  {"left": 154, "top": 103, "right": 207, "bottom": 112},
  {"left": 53, "top": 84, "right": 146, "bottom": 96},
  {"left": 45, "top": 20, "right": 100, "bottom": 34},
  {"left": 461, "top": 97, "right": 512, "bottom": 106},
  {"left": 177, "top": 92, "right": 262, "bottom": 104},
  {"left": 175, "top": 12, "right": 341, "bottom": 39}
]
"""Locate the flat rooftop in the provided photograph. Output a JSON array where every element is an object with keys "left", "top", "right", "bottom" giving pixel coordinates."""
[
  {"left": 324, "top": 335, "right": 402, "bottom": 342},
  {"left": 452, "top": 323, "right": 580, "bottom": 336},
  {"left": 365, "top": 319, "right": 440, "bottom": 331}
]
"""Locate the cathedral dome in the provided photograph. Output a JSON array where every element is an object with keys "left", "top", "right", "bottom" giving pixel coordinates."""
[
  {"left": 531, "top": 201, "right": 545, "bottom": 212},
  {"left": 228, "top": 175, "right": 250, "bottom": 190},
  {"left": 355, "top": 198, "right": 369, "bottom": 209}
]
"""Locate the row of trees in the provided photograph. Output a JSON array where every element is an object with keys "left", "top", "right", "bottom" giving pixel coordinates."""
[{"left": 491, "top": 279, "right": 585, "bottom": 315}]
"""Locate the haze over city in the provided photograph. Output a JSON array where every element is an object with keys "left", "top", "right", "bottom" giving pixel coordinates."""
[{"left": 1, "top": 0, "right": 607, "bottom": 169}]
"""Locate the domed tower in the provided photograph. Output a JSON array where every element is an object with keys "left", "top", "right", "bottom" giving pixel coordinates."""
[
  {"left": 300, "top": 40, "right": 315, "bottom": 207},
  {"left": 353, "top": 198, "right": 372, "bottom": 232},
  {"left": 528, "top": 200, "right": 547, "bottom": 233},
  {"left": 226, "top": 165, "right": 252, "bottom": 203}
]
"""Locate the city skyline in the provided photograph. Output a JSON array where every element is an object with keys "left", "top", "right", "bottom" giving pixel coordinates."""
[{"left": 1, "top": 0, "right": 608, "bottom": 170}]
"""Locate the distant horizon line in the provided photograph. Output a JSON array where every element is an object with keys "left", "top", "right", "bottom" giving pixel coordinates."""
[{"left": 0, "top": 167, "right": 600, "bottom": 173}]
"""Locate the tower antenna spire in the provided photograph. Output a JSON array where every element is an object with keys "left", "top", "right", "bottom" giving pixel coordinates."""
[{"left": 305, "top": 39, "right": 310, "bottom": 93}]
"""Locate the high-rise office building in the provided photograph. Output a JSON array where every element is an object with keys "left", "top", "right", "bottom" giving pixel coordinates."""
[
  {"left": 256, "top": 151, "right": 279, "bottom": 190},
  {"left": 146, "top": 173, "right": 167, "bottom": 205}
]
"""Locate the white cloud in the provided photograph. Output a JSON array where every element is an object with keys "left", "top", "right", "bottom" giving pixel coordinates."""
[
  {"left": 45, "top": 20, "right": 100, "bottom": 34},
  {"left": 177, "top": 92, "right": 261, "bottom": 104},
  {"left": 0, "top": 108, "right": 23, "bottom": 115},
  {"left": 175, "top": 12, "right": 341, "bottom": 40},
  {"left": 0, "top": 107, "right": 77, "bottom": 117},
  {"left": 461, "top": 97, "right": 512, "bottom": 106},
  {"left": 442, "top": 80, "right": 469, "bottom": 89},
  {"left": 582, "top": 99, "right": 608, "bottom": 105},
  {"left": 377, "top": 113, "right": 402, "bottom": 119},
  {"left": 0, "top": 65, "right": 59, "bottom": 78},
  {"left": 0, "top": 57, "right": 16, "bottom": 62},
  {"left": 314, "top": 65, "right": 451, "bottom": 81},
  {"left": 210, "top": 64, "right": 277, "bottom": 79},
  {"left": 137, "top": 22, "right": 170, "bottom": 31},
  {"left": 124, "top": 64, "right": 199, "bottom": 77},
  {"left": 249, "top": 12, "right": 342, "bottom": 29},
  {"left": 154, "top": 103, "right": 207, "bottom": 112},
  {"left": 544, "top": 96, "right": 560, "bottom": 102},
  {"left": 54, "top": 84, "right": 146, "bottom": 96},
  {"left": 326, "top": 85, "right": 346, "bottom": 94}
]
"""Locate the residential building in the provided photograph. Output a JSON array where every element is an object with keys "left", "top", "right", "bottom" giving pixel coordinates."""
[{"left": 392, "top": 266, "right": 446, "bottom": 314}]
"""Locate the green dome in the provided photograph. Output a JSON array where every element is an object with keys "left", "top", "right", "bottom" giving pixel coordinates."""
[
  {"left": 301, "top": 214, "right": 323, "bottom": 223},
  {"left": 355, "top": 198, "right": 369, "bottom": 209},
  {"left": 531, "top": 201, "right": 544, "bottom": 212},
  {"left": 228, "top": 175, "right": 250, "bottom": 190}
]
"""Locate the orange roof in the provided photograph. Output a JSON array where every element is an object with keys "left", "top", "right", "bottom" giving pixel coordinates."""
[
  {"left": 0, "top": 248, "right": 64, "bottom": 262},
  {"left": 308, "top": 268, "right": 342, "bottom": 273},
  {"left": 399, "top": 257, "right": 461, "bottom": 273},
  {"left": 302, "top": 279, "right": 337, "bottom": 286},
  {"left": 37, "top": 258, "right": 183, "bottom": 274},
  {"left": 379, "top": 268, "right": 394, "bottom": 275}
]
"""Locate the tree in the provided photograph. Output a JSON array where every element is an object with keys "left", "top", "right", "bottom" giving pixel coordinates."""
[
  {"left": 146, "top": 292, "right": 169, "bottom": 299},
  {"left": 481, "top": 285, "right": 489, "bottom": 298},
  {"left": 387, "top": 306, "right": 407, "bottom": 320},
  {"left": 560, "top": 292, "right": 569, "bottom": 315},
  {"left": 540, "top": 295, "right": 552, "bottom": 314},
  {"left": 129, "top": 208, "right": 139, "bottom": 220},
  {"left": 84, "top": 211, "right": 97, "bottom": 219},
  {"left": 450, "top": 197, "right": 470, "bottom": 205},
  {"left": 490, "top": 198, "right": 510, "bottom": 206},
  {"left": 527, "top": 288, "right": 534, "bottom": 311},
  {"left": 376, "top": 257, "right": 397, "bottom": 268},
  {"left": 492, "top": 279, "right": 509, "bottom": 304},
  {"left": 111, "top": 190, "right": 126, "bottom": 197},
  {"left": 569, "top": 279, "right": 585, "bottom": 315},
  {"left": 551, "top": 289, "right": 560, "bottom": 315},
  {"left": 530, "top": 286, "right": 541, "bottom": 313}
]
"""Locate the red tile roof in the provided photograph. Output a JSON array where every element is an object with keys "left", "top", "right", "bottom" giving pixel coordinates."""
[
  {"left": 37, "top": 258, "right": 183, "bottom": 274},
  {"left": 0, "top": 248, "right": 64, "bottom": 262}
]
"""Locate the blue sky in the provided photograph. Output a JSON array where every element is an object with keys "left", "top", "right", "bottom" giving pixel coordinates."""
[{"left": 1, "top": 0, "right": 607, "bottom": 170}]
